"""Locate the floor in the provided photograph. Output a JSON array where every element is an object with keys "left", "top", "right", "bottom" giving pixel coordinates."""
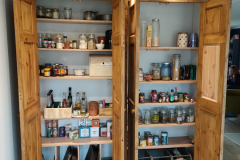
[{"left": 223, "top": 117, "right": 240, "bottom": 160}]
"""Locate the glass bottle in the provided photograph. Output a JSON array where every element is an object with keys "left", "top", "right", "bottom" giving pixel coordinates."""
[
  {"left": 62, "top": 92, "right": 67, "bottom": 108},
  {"left": 150, "top": 63, "right": 160, "bottom": 80},
  {"left": 64, "top": 41, "right": 69, "bottom": 49},
  {"left": 187, "top": 108, "right": 195, "bottom": 122},
  {"left": 151, "top": 108, "right": 159, "bottom": 124},
  {"left": 138, "top": 109, "right": 142, "bottom": 124},
  {"left": 68, "top": 87, "right": 72, "bottom": 106},
  {"left": 75, "top": 91, "right": 81, "bottom": 109},
  {"left": 81, "top": 92, "right": 87, "bottom": 116},
  {"left": 172, "top": 54, "right": 181, "bottom": 80},
  {"left": 161, "top": 62, "right": 171, "bottom": 80},
  {"left": 170, "top": 89, "right": 174, "bottom": 103},
  {"left": 64, "top": 7, "right": 72, "bottom": 19},
  {"left": 88, "top": 34, "right": 96, "bottom": 49},
  {"left": 140, "top": 21, "right": 147, "bottom": 47},
  {"left": 144, "top": 110, "right": 151, "bottom": 124},
  {"left": 168, "top": 108, "right": 176, "bottom": 123},
  {"left": 174, "top": 87, "right": 178, "bottom": 102},
  {"left": 151, "top": 18, "right": 160, "bottom": 47},
  {"left": 67, "top": 100, "right": 71, "bottom": 108}
]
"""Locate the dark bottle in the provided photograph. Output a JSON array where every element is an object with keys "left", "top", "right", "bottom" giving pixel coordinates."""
[{"left": 68, "top": 87, "right": 72, "bottom": 106}]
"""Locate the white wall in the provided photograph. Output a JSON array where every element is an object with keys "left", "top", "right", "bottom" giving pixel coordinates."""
[{"left": 0, "top": 0, "right": 21, "bottom": 160}]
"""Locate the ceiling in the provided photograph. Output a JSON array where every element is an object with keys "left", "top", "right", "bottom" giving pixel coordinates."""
[{"left": 231, "top": 0, "right": 240, "bottom": 29}]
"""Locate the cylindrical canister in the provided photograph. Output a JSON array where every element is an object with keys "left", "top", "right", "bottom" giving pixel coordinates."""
[
  {"left": 153, "top": 135, "right": 159, "bottom": 145},
  {"left": 189, "top": 33, "right": 198, "bottom": 47},
  {"left": 47, "top": 128, "right": 52, "bottom": 138},
  {"left": 161, "top": 131, "right": 168, "bottom": 145},
  {"left": 89, "top": 101, "right": 99, "bottom": 116},
  {"left": 52, "top": 128, "right": 58, "bottom": 137},
  {"left": 59, "top": 126, "right": 65, "bottom": 137},
  {"left": 177, "top": 32, "right": 188, "bottom": 47}
]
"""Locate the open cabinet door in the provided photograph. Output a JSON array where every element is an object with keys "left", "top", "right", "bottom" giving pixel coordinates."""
[
  {"left": 194, "top": 0, "right": 232, "bottom": 159},
  {"left": 13, "top": 0, "right": 42, "bottom": 159},
  {"left": 112, "top": 0, "right": 127, "bottom": 159},
  {"left": 128, "top": 0, "right": 140, "bottom": 160}
]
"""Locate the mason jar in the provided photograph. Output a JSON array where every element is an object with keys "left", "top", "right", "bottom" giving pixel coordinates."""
[
  {"left": 150, "top": 63, "right": 160, "bottom": 80},
  {"left": 64, "top": 7, "right": 72, "bottom": 19},
  {"left": 161, "top": 62, "right": 171, "bottom": 80}
]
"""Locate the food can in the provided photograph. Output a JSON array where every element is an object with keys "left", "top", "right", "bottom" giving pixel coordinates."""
[
  {"left": 161, "top": 131, "right": 168, "bottom": 145},
  {"left": 59, "top": 126, "right": 65, "bottom": 137},
  {"left": 52, "top": 120, "right": 58, "bottom": 128},
  {"left": 140, "top": 138, "right": 146, "bottom": 147},
  {"left": 184, "top": 94, "right": 190, "bottom": 102},
  {"left": 153, "top": 135, "right": 159, "bottom": 145},
  {"left": 47, "top": 128, "right": 52, "bottom": 138},
  {"left": 52, "top": 128, "right": 58, "bottom": 137},
  {"left": 178, "top": 92, "right": 184, "bottom": 102},
  {"left": 144, "top": 131, "right": 151, "bottom": 139},
  {"left": 46, "top": 120, "right": 53, "bottom": 128},
  {"left": 147, "top": 136, "right": 153, "bottom": 146}
]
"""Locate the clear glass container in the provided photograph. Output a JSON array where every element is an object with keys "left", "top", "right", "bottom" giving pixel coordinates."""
[
  {"left": 160, "top": 109, "right": 167, "bottom": 123},
  {"left": 92, "top": 11, "right": 98, "bottom": 20},
  {"left": 84, "top": 11, "right": 92, "bottom": 20},
  {"left": 45, "top": 8, "right": 52, "bottom": 18},
  {"left": 52, "top": 8, "right": 60, "bottom": 19},
  {"left": 151, "top": 108, "right": 159, "bottom": 124},
  {"left": 73, "top": 40, "right": 77, "bottom": 49},
  {"left": 151, "top": 18, "right": 160, "bottom": 47},
  {"left": 187, "top": 108, "right": 195, "bottom": 122},
  {"left": 88, "top": 34, "right": 96, "bottom": 49},
  {"left": 150, "top": 63, "right": 160, "bottom": 80},
  {"left": 56, "top": 37, "right": 63, "bottom": 49},
  {"left": 81, "top": 92, "right": 87, "bottom": 116},
  {"left": 64, "top": 66, "right": 68, "bottom": 75},
  {"left": 176, "top": 108, "right": 183, "bottom": 124},
  {"left": 64, "top": 7, "right": 72, "bottom": 19},
  {"left": 45, "top": 33, "right": 52, "bottom": 39},
  {"left": 63, "top": 36, "right": 67, "bottom": 49},
  {"left": 138, "top": 109, "right": 142, "bottom": 124},
  {"left": 75, "top": 91, "right": 81, "bottom": 109},
  {"left": 139, "top": 68, "right": 143, "bottom": 82},
  {"left": 182, "top": 108, "right": 187, "bottom": 122},
  {"left": 172, "top": 54, "right": 181, "bottom": 80},
  {"left": 140, "top": 21, "right": 147, "bottom": 47},
  {"left": 69, "top": 40, "right": 73, "bottom": 49},
  {"left": 168, "top": 108, "right": 176, "bottom": 123},
  {"left": 79, "top": 34, "right": 88, "bottom": 49},
  {"left": 59, "top": 65, "right": 65, "bottom": 76},
  {"left": 38, "top": 33, "right": 44, "bottom": 48},
  {"left": 144, "top": 110, "right": 151, "bottom": 124},
  {"left": 161, "top": 62, "right": 171, "bottom": 80},
  {"left": 37, "top": 6, "right": 45, "bottom": 18}
]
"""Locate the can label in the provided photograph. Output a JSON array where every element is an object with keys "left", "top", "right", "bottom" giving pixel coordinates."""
[
  {"left": 52, "top": 128, "right": 58, "bottom": 137},
  {"left": 161, "top": 132, "right": 168, "bottom": 145},
  {"left": 47, "top": 128, "right": 52, "bottom": 138},
  {"left": 140, "top": 140, "right": 146, "bottom": 147},
  {"left": 52, "top": 120, "right": 58, "bottom": 128},
  {"left": 153, "top": 136, "right": 159, "bottom": 145}
]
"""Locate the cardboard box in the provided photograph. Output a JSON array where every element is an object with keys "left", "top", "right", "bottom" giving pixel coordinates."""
[
  {"left": 146, "top": 25, "right": 152, "bottom": 47},
  {"left": 79, "top": 127, "right": 90, "bottom": 138},
  {"left": 89, "top": 54, "right": 112, "bottom": 77},
  {"left": 86, "top": 119, "right": 92, "bottom": 127},
  {"left": 107, "top": 120, "right": 112, "bottom": 137},
  {"left": 91, "top": 127, "right": 99, "bottom": 137},
  {"left": 92, "top": 119, "right": 100, "bottom": 127},
  {"left": 79, "top": 119, "right": 86, "bottom": 126}
]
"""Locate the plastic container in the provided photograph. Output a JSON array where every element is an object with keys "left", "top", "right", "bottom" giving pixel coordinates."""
[
  {"left": 151, "top": 18, "right": 160, "bottom": 47},
  {"left": 64, "top": 7, "right": 72, "bottom": 19},
  {"left": 140, "top": 21, "right": 147, "bottom": 47},
  {"left": 161, "top": 62, "right": 171, "bottom": 80},
  {"left": 172, "top": 54, "right": 181, "bottom": 80}
]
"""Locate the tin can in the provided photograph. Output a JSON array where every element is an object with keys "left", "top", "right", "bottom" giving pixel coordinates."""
[
  {"left": 147, "top": 136, "right": 153, "bottom": 146},
  {"left": 144, "top": 131, "right": 151, "bottom": 139},
  {"left": 140, "top": 138, "right": 146, "bottom": 147},
  {"left": 46, "top": 120, "right": 53, "bottom": 128},
  {"left": 59, "top": 126, "right": 65, "bottom": 137},
  {"left": 47, "top": 128, "right": 52, "bottom": 138},
  {"left": 161, "top": 131, "right": 168, "bottom": 145},
  {"left": 178, "top": 92, "right": 184, "bottom": 102},
  {"left": 153, "top": 135, "right": 159, "bottom": 145},
  {"left": 52, "top": 120, "right": 58, "bottom": 128},
  {"left": 184, "top": 94, "right": 190, "bottom": 102},
  {"left": 52, "top": 128, "right": 58, "bottom": 137}
]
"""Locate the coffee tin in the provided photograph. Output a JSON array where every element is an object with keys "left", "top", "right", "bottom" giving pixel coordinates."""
[
  {"left": 59, "top": 126, "right": 65, "bottom": 137},
  {"left": 140, "top": 138, "right": 146, "bottom": 147},
  {"left": 47, "top": 128, "right": 52, "bottom": 138},
  {"left": 153, "top": 135, "right": 159, "bottom": 145},
  {"left": 52, "top": 128, "right": 58, "bottom": 137},
  {"left": 161, "top": 131, "right": 168, "bottom": 145}
]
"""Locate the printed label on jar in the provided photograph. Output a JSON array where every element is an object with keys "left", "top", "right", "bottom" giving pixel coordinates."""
[
  {"left": 151, "top": 93, "right": 157, "bottom": 102},
  {"left": 139, "top": 74, "right": 143, "bottom": 81}
]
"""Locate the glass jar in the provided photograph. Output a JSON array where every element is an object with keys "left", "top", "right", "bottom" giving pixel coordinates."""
[
  {"left": 45, "top": 63, "right": 51, "bottom": 68},
  {"left": 79, "top": 34, "right": 88, "bottom": 49},
  {"left": 161, "top": 62, "right": 171, "bottom": 80},
  {"left": 91, "top": 11, "right": 97, "bottom": 20},
  {"left": 38, "top": 33, "right": 44, "bottom": 48},
  {"left": 52, "top": 8, "right": 60, "bottom": 19},
  {"left": 64, "top": 7, "right": 72, "bottom": 19},
  {"left": 151, "top": 18, "right": 160, "bottom": 47},
  {"left": 168, "top": 108, "right": 176, "bottom": 123},
  {"left": 56, "top": 37, "right": 63, "bottom": 49},
  {"left": 51, "top": 41, "right": 56, "bottom": 48},
  {"left": 161, "top": 92, "right": 166, "bottom": 103},
  {"left": 69, "top": 40, "right": 73, "bottom": 49},
  {"left": 51, "top": 65, "right": 56, "bottom": 77},
  {"left": 84, "top": 11, "right": 92, "bottom": 20},
  {"left": 88, "top": 34, "right": 96, "bottom": 49},
  {"left": 187, "top": 108, "right": 194, "bottom": 122},
  {"left": 44, "top": 68, "right": 51, "bottom": 77},
  {"left": 39, "top": 65, "right": 44, "bottom": 76},
  {"left": 144, "top": 110, "right": 151, "bottom": 124},
  {"left": 139, "top": 68, "right": 143, "bottom": 81},
  {"left": 144, "top": 74, "right": 152, "bottom": 81},
  {"left": 45, "top": 33, "right": 52, "bottom": 39},
  {"left": 64, "top": 41, "right": 69, "bottom": 49},
  {"left": 151, "top": 90, "right": 157, "bottom": 103},
  {"left": 151, "top": 63, "right": 160, "bottom": 80},
  {"left": 140, "top": 21, "right": 147, "bottom": 47},
  {"left": 139, "top": 93, "right": 145, "bottom": 103},
  {"left": 73, "top": 40, "right": 77, "bottom": 49},
  {"left": 151, "top": 109, "right": 159, "bottom": 124},
  {"left": 160, "top": 109, "right": 167, "bottom": 123},
  {"left": 63, "top": 36, "right": 67, "bottom": 49},
  {"left": 59, "top": 65, "right": 65, "bottom": 76},
  {"left": 176, "top": 108, "right": 183, "bottom": 124},
  {"left": 182, "top": 108, "right": 187, "bottom": 122},
  {"left": 37, "top": 6, "right": 45, "bottom": 18},
  {"left": 45, "top": 8, "right": 52, "bottom": 18},
  {"left": 172, "top": 54, "right": 181, "bottom": 80},
  {"left": 138, "top": 109, "right": 142, "bottom": 124},
  {"left": 64, "top": 66, "right": 68, "bottom": 75}
]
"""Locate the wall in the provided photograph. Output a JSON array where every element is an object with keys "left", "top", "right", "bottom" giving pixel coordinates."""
[{"left": 0, "top": 0, "right": 21, "bottom": 160}]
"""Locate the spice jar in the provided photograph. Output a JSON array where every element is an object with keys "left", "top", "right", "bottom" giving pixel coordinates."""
[
  {"left": 151, "top": 90, "right": 157, "bottom": 103},
  {"left": 39, "top": 65, "right": 44, "bottom": 76},
  {"left": 37, "top": 6, "right": 45, "bottom": 18},
  {"left": 168, "top": 108, "right": 176, "bottom": 123},
  {"left": 84, "top": 11, "right": 92, "bottom": 20},
  {"left": 59, "top": 64, "right": 65, "bottom": 76},
  {"left": 138, "top": 109, "right": 142, "bottom": 124},
  {"left": 139, "top": 93, "right": 145, "bottom": 103},
  {"left": 151, "top": 109, "right": 159, "bottom": 124},
  {"left": 187, "top": 108, "right": 194, "bottom": 122},
  {"left": 44, "top": 68, "right": 51, "bottom": 77},
  {"left": 88, "top": 34, "right": 96, "bottom": 49},
  {"left": 161, "top": 62, "right": 171, "bottom": 80},
  {"left": 160, "top": 109, "right": 167, "bottom": 123},
  {"left": 69, "top": 40, "right": 73, "bottom": 49},
  {"left": 151, "top": 18, "right": 160, "bottom": 47},
  {"left": 139, "top": 68, "right": 143, "bottom": 82},
  {"left": 151, "top": 63, "right": 160, "bottom": 80},
  {"left": 56, "top": 37, "right": 63, "bottom": 49},
  {"left": 172, "top": 54, "right": 181, "bottom": 80},
  {"left": 52, "top": 8, "right": 60, "bottom": 19},
  {"left": 183, "top": 93, "right": 190, "bottom": 102},
  {"left": 45, "top": 8, "right": 52, "bottom": 18},
  {"left": 89, "top": 101, "right": 98, "bottom": 116},
  {"left": 73, "top": 40, "right": 77, "bottom": 49},
  {"left": 144, "top": 110, "right": 151, "bottom": 124},
  {"left": 79, "top": 34, "right": 88, "bottom": 49},
  {"left": 64, "top": 66, "right": 68, "bottom": 75},
  {"left": 64, "top": 7, "right": 72, "bottom": 19}
]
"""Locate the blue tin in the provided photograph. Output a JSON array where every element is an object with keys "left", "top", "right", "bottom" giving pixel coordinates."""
[
  {"left": 153, "top": 135, "right": 159, "bottom": 145},
  {"left": 59, "top": 126, "right": 65, "bottom": 137},
  {"left": 79, "top": 127, "right": 91, "bottom": 138},
  {"left": 161, "top": 131, "right": 168, "bottom": 145},
  {"left": 189, "top": 33, "right": 198, "bottom": 47}
]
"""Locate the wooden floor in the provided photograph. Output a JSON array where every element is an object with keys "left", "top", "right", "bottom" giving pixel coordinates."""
[{"left": 223, "top": 117, "right": 240, "bottom": 160}]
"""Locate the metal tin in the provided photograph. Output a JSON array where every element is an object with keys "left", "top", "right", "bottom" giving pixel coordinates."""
[
  {"left": 147, "top": 135, "right": 153, "bottom": 146},
  {"left": 98, "top": 14, "right": 112, "bottom": 21},
  {"left": 52, "top": 128, "right": 58, "bottom": 137},
  {"left": 178, "top": 92, "right": 184, "bottom": 102},
  {"left": 140, "top": 138, "right": 146, "bottom": 147},
  {"left": 59, "top": 127, "right": 65, "bottom": 137},
  {"left": 52, "top": 120, "right": 58, "bottom": 128},
  {"left": 184, "top": 93, "right": 190, "bottom": 102},
  {"left": 161, "top": 131, "right": 168, "bottom": 145},
  {"left": 47, "top": 128, "right": 52, "bottom": 138},
  {"left": 144, "top": 131, "right": 151, "bottom": 139},
  {"left": 153, "top": 135, "right": 159, "bottom": 145}
]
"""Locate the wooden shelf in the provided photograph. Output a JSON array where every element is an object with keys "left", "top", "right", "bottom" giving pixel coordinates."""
[
  {"left": 37, "top": 18, "right": 112, "bottom": 25},
  {"left": 39, "top": 75, "right": 112, "bottom": 79},
  {"left": 138, "top": 122, "right": 195, "bottom": 128},
  {"left": 42, "top": 137, "right": 112, "bottom": 147},
  {"left": 139, "top": 100, "right": 196, "bottom": 106},
  {"left": 140, "top": 47, "right": 198, "bottom": 51},
  {"left": 139, "top": 80, "right": 197, "bottom": 84},
  {"left": 38, "top": 48, "right": 112, "bottom": 52},
  {"left": 138, "top": 136, "right": 194, "bottom": 149}
]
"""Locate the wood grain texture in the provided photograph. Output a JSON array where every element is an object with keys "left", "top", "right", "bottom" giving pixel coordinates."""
[
  {"left": 194, "top": 0, "right": 232, "bottom": 160},
  {"left": 99, "top": 108, "right": 113, "bottom": 116},
  {"left": 140, "top": 47, "right": 198, "bottom": 50},
  {"left": 37, "top": 18, "right": 112, "bottom": 24},
  {"left": 139, "top": 80, "right": 197, "bottom": 84},
  {"left": 13, "top": 0, "right": 42, "bottom": 159},
  {"left": 44, "top": 106, "right": 72, "bottom": 119},
  {"left": 38, "top": 48, "right": 112, "bottom": 52},
  {"left": 139, "top": 100, "right": 196, "bottom": 106},
  {"left": 140, "top": 0, "right": 207, "bottom": 2},
  {"left": 139, "top": 122, "right": 195, "bottom": 128},
  {"left": 39, "top": 75, "right": 112, "bottom": 79}
]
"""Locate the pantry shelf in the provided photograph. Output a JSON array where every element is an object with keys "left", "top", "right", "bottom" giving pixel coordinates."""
[
  {"left": 42, "top": 137, "right": 112, "bottom": 147},
  {"left": 39, "top": 75, "right": 112, "bottom": 79},
  {"left": 139, "top": 80, "right": 197, "bottom": 84},
  {"left": 138, "top": 123, "right": 195, "bottom": 128},
  {"left": 139, "top": 100, "right": 196, "bottom": 106},
  {"left": 38, "top": 48, "right": 112, "bottom": 52},
  {"left": 37, "top": 18, "right": 112, "bottom": 25},
  {"left": 140, "top": 47, "right": 198, "bottom": 51},
  {"left": 138, "top": 136, "right": 194, "bottom": 149}
]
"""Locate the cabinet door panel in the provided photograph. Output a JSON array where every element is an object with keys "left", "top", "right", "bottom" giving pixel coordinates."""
[
  {"left": 194, "top": 0, "right": 232, "bottom": 159},
  {"left": 13, "top": 0, "right": 42, "bottom": 159}
]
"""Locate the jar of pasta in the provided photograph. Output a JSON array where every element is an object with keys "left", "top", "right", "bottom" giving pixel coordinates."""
[
  {"left": 172, "top": 54, "right": 181, "bottom": 80},
  {"left": 150, "top": 63, "right": 160, "bottom": 80}
]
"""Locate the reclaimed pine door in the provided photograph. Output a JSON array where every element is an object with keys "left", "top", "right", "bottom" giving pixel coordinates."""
[{"left": 13, "top": 0, "right": 42, "bottom": 159}]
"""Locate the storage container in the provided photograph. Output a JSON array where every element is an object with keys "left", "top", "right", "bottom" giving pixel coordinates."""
[
  {"left": 151, "top": 18, "right": 160, "bottom": 47},
  {"left": 161, "top": 62, "right": 171, "bottom": 80},
  {"left": 89, "top": 54, "right": 112, "bottom": 76},
  {"left": 140, "top": 21, "right": 147, "bottom": 47},
  {"left": 148, "top": 149, "right": 171, "bottom": 160},
  {"left": 99, "top": 108, "right": 112, "bottom": 116},
  {"left": 44, "top": 103, "right": 72, "bottom": 119}
]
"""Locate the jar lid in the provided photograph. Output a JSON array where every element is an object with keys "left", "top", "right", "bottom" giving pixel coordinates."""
[
  {"left": 162, "top": 62, "right": 170, "bottom": 65},
  {"left": 139, "top": 93, "right": 145, "bottom": 96},
  {"left": 161, "top": 92, "right": 166, "bottom": 96},
  {"left": 45, "top": 63, "right": 51, "bottom": 65},
  {"left": 139, "top": 68, "right": 143, "bottom": 71},
  {"left": 89, "top": 34, "right": 95, "bottom": 38},
  {"left": 69, "top": 40, "right": 73, "bottom": 43},
  {"left": 151, "top": 90, "right": 157, "bottom": 92},
  {"left": 52, "top": 8, "right": 59, "bottom": 12},
  {"left": 45, "top": 8, "right": 52, "bottom": 11},
  {"left": 173, "top": 54, "right": 181, "bottom": 57},
  {"left": 151, "top": 63, "right": 159, "bottom": 66},
  {"left": 152, "top": 18, "right": 159, "bottom": 22},
  {"left": 73, "top": 40, "right": 77, "bottom": 42},
  {"left": 37, "top": 6, "right": 44, "bottom": 9},
  {"left": 64, "top": 7, "right": 72, "bottom": 10},
  {"left": 44, "top": 68, "right": 51, "bottom": 71}
]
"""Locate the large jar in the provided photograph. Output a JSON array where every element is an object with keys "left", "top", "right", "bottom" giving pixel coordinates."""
[
  {"left": 52, "top": 8, "right": 60, "bottom": 19},
  {"left": 161, "top": 62, "right": 171, "bottom": 80},
  {"left": 37, "top": 6, "right": 45, "bottom": 18},
  {"left": 176, "top": 108, "right": 183, "bottom": 124},
  {"left": 168, "top": 108, "right": 176, "bottom": 123},
  {"left": 140, "top": 21, "right": 147, "bottom": 47},
  {"left": 151, "top": 18, "right": 160, "bottom": 47},
  {"left": 79, "top": 34, "right": 88, "bottom": 49},
  {"left": 160, "top": 109, "right": 167, "bottom": 124},
  {"left": 151, "top": 90, "right": 157, "bottom": 103},
  {"left": 151, "top": 109, "right": 159, "bottom": 124},
  {"left": 150, "top": 63, "right": 160, "bottom": 80},
  {"left": 88, "top": 34, "right": 96, "bottom": 49},
  {"left": 64, "top": 7, "right": 72, "bottom": 19},
  {"left": 144, "top": 110, "right": 151, "bottom": 124},
  {"left": 45, "top": 8, "right": 52, "bottom": 18},
  {"left": 172, "top": 54, "right": 181, "bottom": 80},
  {"left": 56, "top": 37, "right": 63, "bottom": 49},
  {"left": 187, "top": 108, "right": 194, "bottom": 122}
]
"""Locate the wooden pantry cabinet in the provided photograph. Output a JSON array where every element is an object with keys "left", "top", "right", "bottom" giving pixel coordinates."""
[{"left": 13, "top": 0, "right": 231, "bottom": 160}]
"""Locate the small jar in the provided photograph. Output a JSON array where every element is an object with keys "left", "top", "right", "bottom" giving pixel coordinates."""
[
  {"left": 84, "top": 11, "right": 92, "bottom": 20},
  {"left": 69, "top": 40, "right": 73, "bottom": 49},
  {"left": 145, "top": 74, "right": 152, "bottom": 81},
  {"left": 52, "top": 8, "right": 60, "bottom": 19},
  {"left": 51, "top": 65, "right": 56, "bottom": 77},
  {"left": 160, "top": 109, "right": 167, "bottom": 124},
  {"left": 47, "top": 39, "right": 52, "bottom": 48},
  {"left": 138, "top": 109, "right": 142, "bottom": 124},
  {"left": 51, "top": 41, "right": 56, "bottom": 48},
  {"left": 64, "top": 7, "right": 72, "bottom": 19},
  {"left": 161, "top": 62, "right": 171, "bottom": 80},
  {"left": 56, "top": 37, "right": 63, "bottom": 49},
  {"left": 139, "top": 68, "right": 143, "bottom": 81},
  {"left": 44, "top": 68, "right": 51, "bottom": 77},
  {"left": 79, "top": 34, "right": 88, "bottom": 49},
  {"left": 88, "top": 34, "right": 96, "bottom": 49},
  {"left": 64, "top": 66, "right": 68, "bottom": 75},
  {"left": 45, "top": 63, "right": 52, "bottom": 68},
  {"left": 151, "top": 90, "right": 157, "bottom": 103},
  {"left": 64, "top": 41, "right": 69, "bottom": 49},
  {"left": 151, "top": 63, "right": 160, "bottom": 80},
  {"left": 168, "top": 108, "right": 176, "bottom": 123},
  {"left": 72, "top": 40, "right": 77, "bottom": 49},
  {"left": 37, "top": 6, "right": 45, "bottom": 18},
  {"left": 187, "top": 108, "right": 194, "bottom": 122},
  {"left": 177, "top": 32, "right": 188, "bottom": 47},
  {"left": 39, "top": 65, "right": 44, "bottom": 76},
  {"left": 59, "top": 65, "right": 65, "bottom": 76},
  {"left": 183, "top": 93, "right": 190, "bottom": 102},
  {"left": 45, "top": 8, "right": 52, "bottom": 18},
  {"left": 144, "top": 110, "right": 151, "bottom": 124},
  {"left": 139, "top": 93, "right": 145, "bottom": 103},
  {"left": 151, "top": 109, "right": 159, "bottom": 124}
]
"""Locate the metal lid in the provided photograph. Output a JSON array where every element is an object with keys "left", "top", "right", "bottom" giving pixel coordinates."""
[
  {"left": 52, "top": 8, "right": 59, "bottom": 12},
  {"left": 151, "top": 90, "right": 157, "bottom": 92},
  {"left": 173, "top": 54, "right": 181, "bottom": 57},
  {"left": 162, "top": 62, "right": 170, "bottom": 65},
  {"left": 151, "top": 63, "right": 160, "bottom": 66},
  {"left": 64, "top": 7, "right": 72, "bottom": 10},
  {"left": 152, "top": 18, "right": 159, "bottom": 22}
]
